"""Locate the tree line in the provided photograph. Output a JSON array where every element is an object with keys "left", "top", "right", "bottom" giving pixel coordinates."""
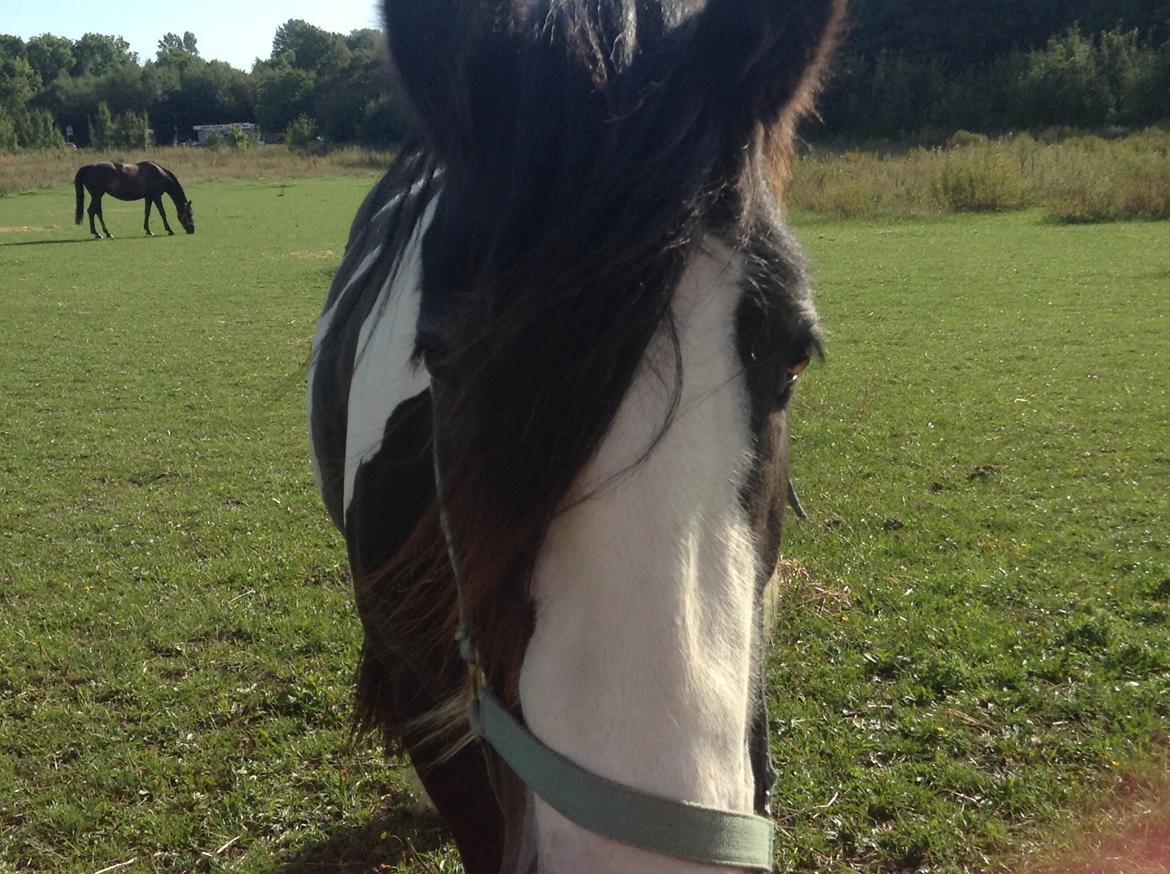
[
  {"left": 819, "top": 27, "right": 1170, "bottom": 141},
  {"left": 1, "top": 4, "right": 1168, "bottom": 152},
  {"left": 0, "top": 21, "right": 408, "bottom": 150},
  {"left": 817, "top": 0, "right": 1170, "bottom": 140}
]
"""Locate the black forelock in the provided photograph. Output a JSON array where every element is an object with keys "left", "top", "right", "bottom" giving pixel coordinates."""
[{"left": 375, "top": 0, "right": 841, "bottom": 688}]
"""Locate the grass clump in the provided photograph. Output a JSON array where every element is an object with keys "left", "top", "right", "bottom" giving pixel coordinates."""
[
  {"left": 931, "top": 149, "right": 1024, "bottom": 212},
  {"left": 788, "top": 128, "right": 1170, "bottom": 223},
  {"left": 1042, "top": 134, "right": 1170, "bottom": 222}
]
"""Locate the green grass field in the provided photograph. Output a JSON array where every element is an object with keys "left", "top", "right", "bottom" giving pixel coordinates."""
[
  {"left": 1, "top": 177, "right": 1168, "bottom": 873},
  {"left": 775, "top": 213, "right": 1170, "bottom": 871}
]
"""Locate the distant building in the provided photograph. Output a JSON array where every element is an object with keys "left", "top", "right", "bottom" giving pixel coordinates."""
[{"left": 192, "top": 123, "right": 261, "bottom": 146}]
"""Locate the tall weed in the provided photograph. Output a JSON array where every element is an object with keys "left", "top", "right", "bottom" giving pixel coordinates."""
[
  {"left": 931, "top": 149, "right": 1024, "bottom": 212},
  {"left": 0, "top": 145, "right": 394, "bottom": 198},
  {"left": 788, "top": 129, "right": 1170, "bottom": 223},
  {"left": 5, "top": 134, "right": 1168, "bottom": 225},
  {"left": 1045, "top": 141, "right": 1170, "bottom": 222}
]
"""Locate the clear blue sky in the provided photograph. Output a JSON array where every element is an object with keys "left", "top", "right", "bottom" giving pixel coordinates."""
[{"left": 4, "top": 0, "right": 383, "bottom": 71}]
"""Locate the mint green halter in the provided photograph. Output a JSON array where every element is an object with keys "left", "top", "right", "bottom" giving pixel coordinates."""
[{"left": 432, "top": 397, "right": 776, "bottom": 870}]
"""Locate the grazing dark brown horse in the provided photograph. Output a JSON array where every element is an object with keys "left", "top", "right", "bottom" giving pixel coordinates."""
[
  {"left": 73, "top": 161, "right": 195, "bottom": 239},
  {"left": 309, "top": 1, "right": 843, "bottom": 871}
]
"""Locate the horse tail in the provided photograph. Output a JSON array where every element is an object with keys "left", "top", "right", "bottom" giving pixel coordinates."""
[{"left": 74, "top": 169, "right": 85, "bottom": 225}]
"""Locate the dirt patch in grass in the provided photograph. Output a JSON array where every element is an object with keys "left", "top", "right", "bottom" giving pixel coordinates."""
[
  {"left": 1028, "top": 810, "right": 1170, "bottom": 874},
  {"left": 1022, "top": 758, "right": 1170, "bottom": 874}
]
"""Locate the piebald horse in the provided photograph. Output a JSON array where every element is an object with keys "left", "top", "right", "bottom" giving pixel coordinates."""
[
  {"left": 308, "top": 1, "right": 843, "bottom": 871},
  {"left": 74, "top": 161, "right": 195, "bottom": 239}
]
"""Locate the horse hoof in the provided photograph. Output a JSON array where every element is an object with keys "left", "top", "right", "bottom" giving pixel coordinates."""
[{"left": 167, "top": 230, "right": 175, "bottom": 236}]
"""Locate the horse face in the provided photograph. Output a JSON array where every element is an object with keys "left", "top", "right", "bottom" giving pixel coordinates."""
[
  {"left": 323, "top": 0, "right": 843, "bottom": 870},
  {"left": 506, "top": 235, "right": 814, "bottom": 873},
  {"left": 180, "top": 201, "right": 195, "bottom": 234}
]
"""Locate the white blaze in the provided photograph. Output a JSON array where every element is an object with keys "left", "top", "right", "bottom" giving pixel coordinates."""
[{"left": 519, "top": 239, "right": 760, "bottom": 873}]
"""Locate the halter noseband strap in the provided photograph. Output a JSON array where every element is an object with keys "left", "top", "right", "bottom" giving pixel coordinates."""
[
  {"left": 430, "top": 384, "right": 776, "bottom": 871},
  {"left": 471, "top": 685, "right": 776, "bottom": 868}
]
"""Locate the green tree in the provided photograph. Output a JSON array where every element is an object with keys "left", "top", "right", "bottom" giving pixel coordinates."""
[
  {"left": 72, "top": 33, "right": 136, "bottom": 77},
  {"left": 345, "top": 28, "right": 381, "bottom": 55},
  {"left": 90, "top": 100, "right": 114, "bottom": 149},
  {"left": 815, "top": 0, "right": 1170, "bottom": 139},
  {"left": 14, "top": 107, "right": 63, "bottom": 148},
  {"left": 114, "top": 109, "right": 150, "bottom": 148},
  {"left": 0, "top": 56, "right": 41, "bottom": 112},
  {"left": 842, "top": 0, "right": 1169, "bottom": 68},
  {"left": 146, "top": 55, "right": 253, "bottom": 144},
  {"left": 358, "top": 94, "right": 410, "bottom": 147},
  {"left": 49, "top": 73, "right": 103, "bottom": 146},
  {"left": 285, "top": 113, "right": 318, "bottom": 152},
  {"left": 0, "top": 108, "right": 18, "bottom": 150},
  {"left": 0, "top": 35, "right": 25, "bottom": 64},
  {"left": 1098, "top": 29, "right": 1163, "bottom": 125},
  {"left": 25, "top": 35, "right": 74, "bottom": 86},
  {"left": 186, "top": 60, "right": 253, "bottom": 121},
  {"left": 157, "top": 31, "right": 199, "bottom": 59},
  {"left": 227, "top": 125, "right": 258, "bottom": 150},
  {"left": 96, "top": 64, "right": 152, "bottom": 115},
  {"left": 254, "top": 63, "right": 316, "bottom": 133},
  {"left": 1019, "top": 28, "right": 1114, "bottom": 128},
  {"left": 271, "top": 20, "right": 343, "bottom": 73}
]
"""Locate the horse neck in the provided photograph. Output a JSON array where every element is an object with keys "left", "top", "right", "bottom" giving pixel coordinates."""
[
  {"left": 165, "top": 177, "right": 188, "bottom": 209},
  {"left": 516, "top": 237, "right": 760, "bottom": 871}
]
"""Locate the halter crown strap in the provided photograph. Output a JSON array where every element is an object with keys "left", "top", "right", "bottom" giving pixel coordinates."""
[{"left": 471, "top": 686, "right": 777, "bottom": 869}]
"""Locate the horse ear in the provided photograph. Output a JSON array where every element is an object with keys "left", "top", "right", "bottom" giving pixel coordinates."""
[
  {"left": 694, "top": 0, "right": 845, "bottom": 128},
  {"left": 382, "top": 0, "right": 514, "bottom": 159}
]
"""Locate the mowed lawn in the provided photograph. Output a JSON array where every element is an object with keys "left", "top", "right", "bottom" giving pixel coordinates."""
[{"left": 1, "top": 175, "right": 1168, "bottom": 873}]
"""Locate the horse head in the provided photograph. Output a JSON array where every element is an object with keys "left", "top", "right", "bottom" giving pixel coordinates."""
[
  {"left": 179, "top": 200, "right": 195, "bottom": 234},
  {"left": 325, "top": 1, "right": 845, "bottom": 870}
]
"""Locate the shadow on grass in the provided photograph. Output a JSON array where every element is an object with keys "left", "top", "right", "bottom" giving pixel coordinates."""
[
  {"left": 276, "top": 806, "right": 455, "bottom": 873},
  {"left": 0, "top": 235, "right": 189, "bottom": 246},
  {"left": 0, "top": 237, "right": 93, "bottom": 247}
]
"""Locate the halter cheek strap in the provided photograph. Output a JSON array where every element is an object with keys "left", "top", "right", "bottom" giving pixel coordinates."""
[{"left": 430, "top": 384, "right": 777, "bottom": 871}]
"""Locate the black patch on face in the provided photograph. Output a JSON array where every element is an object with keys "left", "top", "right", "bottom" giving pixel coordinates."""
[
  {"left": 345, "top": 390, "right": 450, "bottom": 711},
  {"left": 731, "top": 214, "right": 820, "bottom": 814}
]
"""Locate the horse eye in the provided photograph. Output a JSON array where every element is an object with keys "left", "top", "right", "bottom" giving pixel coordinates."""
[{"left": 781, "top": 357, "right": 809, "bottom": 396}]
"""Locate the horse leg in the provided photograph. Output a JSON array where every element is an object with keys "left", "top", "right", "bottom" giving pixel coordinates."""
[
  {"left": 404, "top": 739, "right": 505, "bottom": 874},
  {"left": 143, "top": 200, "right": 154, "bottom": 236},
  {"left": 93, "top": 195, "right": 112, "bottom": 239},
  {"left": 85, "top": 191, "right": 102, "bottom": 240},
  {"left": 354, "top": 636, "right": 505, "bottom": 874},
  {"left": 155, "top": 196, "right": 174, "bottom": 236}
]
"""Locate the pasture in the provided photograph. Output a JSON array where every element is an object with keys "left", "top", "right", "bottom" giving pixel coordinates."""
[{"left": 1, "top": 175, "right": 1168, "bottom": 872}]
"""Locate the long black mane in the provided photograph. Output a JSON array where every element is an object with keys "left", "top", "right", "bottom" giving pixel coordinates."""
[{"left": 321, "top": 0, "right": 842, "bottom": 697}]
